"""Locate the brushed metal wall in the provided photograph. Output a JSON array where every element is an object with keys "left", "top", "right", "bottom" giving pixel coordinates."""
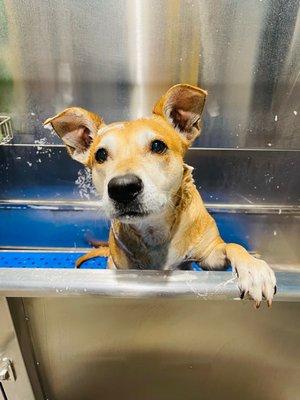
[
  {"left": 13, "top": 297, "right": 300, "bottom": 400},
  {"left": 0, "top": 0, "right": 299, "bottom": 148}
]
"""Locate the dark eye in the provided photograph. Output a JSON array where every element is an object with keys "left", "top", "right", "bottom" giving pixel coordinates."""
[
  {"left": 95, "top": 148, "right": 108, "bottom": 163},
  {"left": 151, "top": 140, "right": 168, "bottom": 154}
]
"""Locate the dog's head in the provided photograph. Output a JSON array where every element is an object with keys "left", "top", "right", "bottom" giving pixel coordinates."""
[{"left": 45, "top": 84, "right": 206, "bottom": 222}]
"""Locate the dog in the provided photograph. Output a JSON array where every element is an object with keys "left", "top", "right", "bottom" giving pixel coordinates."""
[{"left": 45, "top": 84, "right": 276, "bottom": 307}]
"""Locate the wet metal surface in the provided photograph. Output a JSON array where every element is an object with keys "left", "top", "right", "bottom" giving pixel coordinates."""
[
  {"left": 8, "top": 296, "right": 300, "bottom": 400},
  {"left": 0, "top": 146, "right": 299, "bottom": 205},
  {"left": 0, "top": 269, "right": 299, "bottom": 300},
  {"left": 0, "top": 0, "right": 299, "bottom": 148}
]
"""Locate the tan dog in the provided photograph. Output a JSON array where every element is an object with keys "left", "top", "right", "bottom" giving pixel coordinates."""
[{"left": 45, "top": 84, "right": 276, "bottom": 307}]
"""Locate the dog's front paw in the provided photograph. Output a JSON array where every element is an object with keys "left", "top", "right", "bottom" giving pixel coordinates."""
[{"left": 234, "top": 257, "right": 277, "bottom": 308}]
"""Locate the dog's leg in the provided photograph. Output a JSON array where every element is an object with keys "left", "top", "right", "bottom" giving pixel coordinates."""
[
  {"left": 200, "top": 242, "right": 277, "bottom": 308},
  {"left": 76, "top": 246, "right": 110, "bottom": 268}
]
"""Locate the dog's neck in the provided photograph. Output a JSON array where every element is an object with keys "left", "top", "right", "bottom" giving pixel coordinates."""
[{"left": 112, "top": 164, "right": 195, "bottom": 251}]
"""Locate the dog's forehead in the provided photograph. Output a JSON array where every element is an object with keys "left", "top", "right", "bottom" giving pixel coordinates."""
[
  {"left": 97, "top": 122, "right": 125, "bottom": 136},
  {"left": 95, "top": 118, "right": 181, "bottom": 150}
]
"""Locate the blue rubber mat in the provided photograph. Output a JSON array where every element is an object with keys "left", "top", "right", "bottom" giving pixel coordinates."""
[
  {"left": 0, "top": 251, "right": 205, "bottom": 270},
  {"left": 0, "top": 252, "right": 107, "bottom": 269}
]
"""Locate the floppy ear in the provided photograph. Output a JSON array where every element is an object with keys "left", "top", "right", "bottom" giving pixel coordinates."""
[
  {"left": 44, "top": 107, "right": 104, "bottom": 164},
  {"left": 153, "top": 84, "right": 207, "bottom": 145}
]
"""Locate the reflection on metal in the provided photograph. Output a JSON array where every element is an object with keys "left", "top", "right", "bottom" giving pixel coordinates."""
[
  {"left": 0, "top": 297, "right": 39, "bottom": 400},
  {"left": 1, "top": 146, "right": 299, "bottom": 206},
  {"left": 1, "top": 275, "right": 300, "bottom": 399},
  {"left": 4, "top": 297, "right": 300, "bottom": 399},
  {"left": 0, "top": 116, "right": 13, "bottom": 144},
  {"left": 0, "top": 269, "right": 299, "bottom": 301},
  {"left": 0, "top": 0, "right": 299, "bottom": 148},
  {"left": 1, "top": 199, "right": 299, "bottom": 215},
  {"left": 0, "top": 246, "right": 93, "bottom": 253},
  {"left": 203, "top": 204, "right": 300, "bottom": 215}
]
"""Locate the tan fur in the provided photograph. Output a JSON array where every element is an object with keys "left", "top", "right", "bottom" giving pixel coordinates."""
[
  {"left": 45, "top": 84, "right": 276, "bottom": 307},
  {"left": 76, "top": 245, "right": 110, "bottom": 268}
]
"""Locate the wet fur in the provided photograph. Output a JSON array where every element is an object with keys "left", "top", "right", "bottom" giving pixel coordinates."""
[{"left": 45, "top": 84, "right": 276, "bottom": 307}]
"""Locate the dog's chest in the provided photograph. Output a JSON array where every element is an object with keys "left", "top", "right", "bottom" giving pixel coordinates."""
[
  {"left": 116, "top": 219, "right": 189, "bottom": 270},
  {"left": 142, "top": 225, "right": 168, "bottom": 247},
  {"left": 137, "top": 229, "right": 185, "bottom": 270},
  {"left": 133, "top": 241, "right": 182, "bottom": 270},
  {"left": 135, "top": 226, "right": 171, "bottom": 269}
]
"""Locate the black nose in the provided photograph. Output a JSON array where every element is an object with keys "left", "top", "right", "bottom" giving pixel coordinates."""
[{"left": 108, "top": 174, "right": 143, "bottom": 204}]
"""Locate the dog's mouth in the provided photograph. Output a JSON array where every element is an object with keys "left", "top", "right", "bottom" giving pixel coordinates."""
[
  {"left": 108, "top": 197, "right": 165, "bottom": 222},
  {"left": 115, "top": 210, "right": 149, "bottom": 219},
  {"left": 111, "top": 201, "right": 151, "bottom": 220}
]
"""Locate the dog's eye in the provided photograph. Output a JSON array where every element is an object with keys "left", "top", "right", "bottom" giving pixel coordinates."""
[
  {"left": 151, "top": 140, "right": 167, "bottom": 154},
  {"left": 95, "top": 148, "right": 108, "bottom": 163}
]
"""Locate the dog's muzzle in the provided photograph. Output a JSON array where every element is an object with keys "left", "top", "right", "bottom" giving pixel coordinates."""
[{"left": 108, "top": 174, "right": 143, "bottom": 205}]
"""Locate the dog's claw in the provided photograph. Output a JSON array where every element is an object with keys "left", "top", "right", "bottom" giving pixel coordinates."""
[
  {"left": 274, "top": 285, "right": 277, "bottom": 295},
  {"left": 233, "top": 255, "right": 276, "bottom": 309}
]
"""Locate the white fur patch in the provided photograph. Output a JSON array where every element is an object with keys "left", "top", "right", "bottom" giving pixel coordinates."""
[
  {"left": 233, "top": 257, "right": 276, "bottom": 304},
  {"left": 72, "top": 148, "right": 90, "bottom": 164},
  {"left": 98, "top": 134, "right": 118, "bottom": 152},
  {"left": 136, "top": 130, "right": 156, "bottom": 147},
  {"left": 97, "top": 123, "right": 124, "bottom": 136}
]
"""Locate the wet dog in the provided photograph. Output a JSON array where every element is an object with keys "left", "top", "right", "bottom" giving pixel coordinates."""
[{"left": 45, "top": 84, "right": 276, "bottom": 307}]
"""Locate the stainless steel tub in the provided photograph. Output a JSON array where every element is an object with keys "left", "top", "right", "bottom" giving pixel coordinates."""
[
  {"left": 1, "top": 270, "right": 300, "bottom": 400},
  {"left": 0, "top": 142, "right": 298, "bottom": 399},
  {"left": 1, "top": 0, "right": 300, "bottom": 398}
]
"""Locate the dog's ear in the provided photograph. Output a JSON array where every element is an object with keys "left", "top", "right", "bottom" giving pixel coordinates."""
[
  {"left": 153, "top": 84, "right": 207, "bottom": 145},
  {"left": 44, "top": 107, "right": 104, "bottom": 164}
]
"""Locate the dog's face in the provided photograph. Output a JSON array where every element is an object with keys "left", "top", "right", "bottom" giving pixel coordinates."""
[
  {"left": 45, "top": 84, "right": 206, "bottom": 222},
  {"left": 89, "top": 117, "right": 187, "bottom": 221}
]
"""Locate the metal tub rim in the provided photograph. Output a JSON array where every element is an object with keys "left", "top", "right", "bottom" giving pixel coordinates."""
[{"left": 0, "top": 269, "right": 299, "bottom": 301}]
